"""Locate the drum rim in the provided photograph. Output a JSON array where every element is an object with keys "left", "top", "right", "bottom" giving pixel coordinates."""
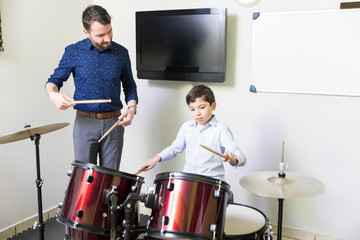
[
  {"left": 147, "top": 229, "right": 214, "bottom": 240},
  {"left": 224, "top": 203, "right": 269, "bottom": 238},
  {"left": 72, "top": 160, "right": 145, "bottom": 183},
  {"left": 155, "top": 171, "right": 231, "bottom": 192}
]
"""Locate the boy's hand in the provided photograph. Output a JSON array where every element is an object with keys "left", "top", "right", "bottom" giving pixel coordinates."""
[
  {"left": 135, "top": 155, "right": 162, "bottom": 174},
  {"left": 222, "top": 152, "right": 239, "bottom": 166}
]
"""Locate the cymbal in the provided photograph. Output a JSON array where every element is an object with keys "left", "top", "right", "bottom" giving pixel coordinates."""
[
  {"left": 240, "top": 171, "right": 325, "bottom": 199},
  {"left": 0, "top": 122, "right": 70, "bottom": 144}
]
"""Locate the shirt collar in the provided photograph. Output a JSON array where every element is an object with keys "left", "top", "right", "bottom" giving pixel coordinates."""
[
  {"left": 189, "top": 115, "right": 218, "bottom": 128},
  {"left": 85, "top": 38, "right": 112, "bottom": 52}
]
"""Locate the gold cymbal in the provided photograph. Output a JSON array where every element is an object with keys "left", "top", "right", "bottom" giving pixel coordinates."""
[
  {"left": 240, "top": 171, "right": 325, "bottom": 199},
  {"left": 0, "top": 122, "right": 70, "bottom": 144}
]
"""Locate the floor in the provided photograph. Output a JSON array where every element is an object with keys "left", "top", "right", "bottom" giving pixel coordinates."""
[
  {"left": 6, "top": 217, "right": 297, "bottom": 240},
  {"left": 7, "top": 218, "right": 66, "bottom": 240}
]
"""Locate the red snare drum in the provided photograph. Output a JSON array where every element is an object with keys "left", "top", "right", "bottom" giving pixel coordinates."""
[
  {"left": 57, "top": 161, "right": 144, "bottom": 237},
  {"left": 147, "top": 172, "right": 231, "bottom": 239},
  {"left": 223, "top": 203, "right": 272, "bottom": 240}
]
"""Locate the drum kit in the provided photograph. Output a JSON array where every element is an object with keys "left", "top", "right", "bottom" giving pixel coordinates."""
[{"left": 0, "top": 125, "right": 325, "bottom": 240}]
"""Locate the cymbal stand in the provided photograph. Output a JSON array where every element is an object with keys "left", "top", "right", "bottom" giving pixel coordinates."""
[
  {"left": 30, "top": 133, "right": 45, "bottom": 240},
  {"left": 276, "top": 141, "right": 288, "bottom": 240},
  {"left": 277, "top": 174, "right": 285, "bottom": 240}
]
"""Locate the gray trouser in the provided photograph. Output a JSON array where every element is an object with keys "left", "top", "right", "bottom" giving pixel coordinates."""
[{"left": 73, "top": 113, "right": 124, "bottom": 170}]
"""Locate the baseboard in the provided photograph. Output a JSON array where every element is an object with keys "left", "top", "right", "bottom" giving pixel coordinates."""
[
  {"left": 271, "top": 223, "right": 343, "bottom": 240},
  {"left": 0, "top": 206, "right": 58, "bottom": 240}
]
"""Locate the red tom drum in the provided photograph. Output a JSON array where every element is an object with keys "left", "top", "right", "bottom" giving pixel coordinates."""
[
  {"left": 147, "top": 172, "right": 231, "bottom": 239},
  {"left": 57, "top": 161, "right": 144, "bottom": 237}
]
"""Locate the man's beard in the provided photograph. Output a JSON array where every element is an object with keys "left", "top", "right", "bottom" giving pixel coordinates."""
[{"left": 91, "top": 38, "right": 111, "bottom": 50}]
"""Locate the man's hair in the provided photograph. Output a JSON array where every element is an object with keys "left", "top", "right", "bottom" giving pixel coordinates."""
[
  {"left": 186, "top": 85, "right": 216, "bottom": 105},
  {"left": 82, "top": 5, "right": 112, "bottom": 32}
]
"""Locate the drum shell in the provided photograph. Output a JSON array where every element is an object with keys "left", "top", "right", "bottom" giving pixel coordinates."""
[
  {"left": 58, "top": 161, "right": 144, "bottom": 235},
  {"left": 223, "top": 203, "right": 269, "bottom": 240},
  {"left": 147, "top": 172, "right": 230, "bottom": 239}
]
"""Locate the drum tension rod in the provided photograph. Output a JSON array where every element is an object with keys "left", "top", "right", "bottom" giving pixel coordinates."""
[
  {"left": 161, "top": 216, "right": 169, "bottom": 234},
  {"left": 210, "top": 224, "right": 217, "bottom": 240},
  {"left": 74, "top": 210, "right": 83, "bottom": 226}
]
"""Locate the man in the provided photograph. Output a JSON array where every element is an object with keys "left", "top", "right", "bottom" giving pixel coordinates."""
[{"left": 46, "top": 5, "right": 138, "bottom": 170}]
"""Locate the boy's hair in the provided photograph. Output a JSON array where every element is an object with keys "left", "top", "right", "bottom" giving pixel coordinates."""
[
  {"left": 82, "top": 5, "right": 112, "bottom": 32},
  {"left": 186, "top": 85, "right": 216, "bottom": 105}
]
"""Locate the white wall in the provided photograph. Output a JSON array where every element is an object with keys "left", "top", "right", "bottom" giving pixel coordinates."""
[
  {"left": 1, "top": 0, "right": 358, "bottom": 239},
  {"left": 0, "top": 0, "right": 91, "bottom": 231}
]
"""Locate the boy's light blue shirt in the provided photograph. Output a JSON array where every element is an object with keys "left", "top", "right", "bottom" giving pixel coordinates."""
[{"left": 157, "top": 115, "right": 246, "bottom": 180}]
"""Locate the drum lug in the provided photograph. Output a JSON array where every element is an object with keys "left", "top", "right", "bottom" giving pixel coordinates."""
[
  {"left": 86, "top": 168, "right": 94, "bottom": 183},
  {"left": 167, "top": 182, "right": 174, "bottom": 191},
  {"left": 161, "top": 216, "right": 169, "bottom": 234},
  {"left": 167, "top": 173, "right": 174, "bottom": 191},
  {"left": 214, "top": 180, "right": 222, "bottom": 198},
  {"left": 209, "top": 223, "right": 217, "bottom": 240},
  {"left": 131, "top": 176, "right": 141, "bottom": 192},
  {"left": 263, "top": 224, "right": 274, "bottom": 240},
  {"left": 67, "top": 168, "right": 72, "bottom": 177},
  {"left": 57, "top": 201, "right": 63, "bottom": 215},
  {"left": 75, "top": 209, "right": 83, "bottom": 226}
]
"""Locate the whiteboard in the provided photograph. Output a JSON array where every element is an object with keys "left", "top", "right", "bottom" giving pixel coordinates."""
[{"left": 251, "top": 10, "right": 360, "bottom": 97}]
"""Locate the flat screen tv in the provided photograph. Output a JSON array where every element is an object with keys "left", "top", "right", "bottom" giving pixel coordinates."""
[{"left": 135, "top": 8, "right": 227, "bottom": 82}]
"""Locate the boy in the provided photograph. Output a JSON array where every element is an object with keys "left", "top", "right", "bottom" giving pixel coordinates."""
[{"left": 137, "top": 85, "right": 246, "bottom": 180}]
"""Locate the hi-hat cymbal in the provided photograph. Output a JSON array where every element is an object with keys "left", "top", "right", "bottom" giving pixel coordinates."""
[
  {"left": 0, "top": 122, "right": 70, "bottom": 144},
  {"left": 240, "top": 171, "right": 325, "bottom": 199}
]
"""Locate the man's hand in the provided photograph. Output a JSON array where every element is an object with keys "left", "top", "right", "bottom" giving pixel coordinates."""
[
  {"left": 45, "top": 83, "right": 74, "bottom": 110},
  {"left": 117, "top": 100, "right": 137, "bottom": 126}
]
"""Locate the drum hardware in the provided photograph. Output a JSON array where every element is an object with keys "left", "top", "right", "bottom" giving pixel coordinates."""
[
  {"left": 210, "top": 224, "right": 217, "bottom": 240},
  {"left": 240, "top": 142, "right": 325, "bottom": 240},
  {"left": 74, "top": 210, "right": 84, "bottom": 226},
  {"left": 66, "top": 167, "right": 73, "bottom": 177},
  {"left": 0, "top": 122, "right": 70, "bottom": 240},
  {"left": 132, "top": 176, "right": 142, "bottom": 192},
  {"left": 167, "top": 173, "right": 174, "bottom": 191},
  {"left": 120, "top": 192, "right": 147, "bottom": 240},
  {"left": 161, "top": 216, "right": 169, "bottom": 234},
  {"left": 103, "top": 185, "right": 119, "bottom": 240},
  {"left": 143, "top": 192, "right": 158, "bottom": 210},
  {"left": 86, "top": 167, "right": 94, "bottom": 183},
  {"left": 214, "top": 180, "right": 222, "bottom": 198},
  {"left": 64, "top": 226, "right": 71, "bottom": 240}
]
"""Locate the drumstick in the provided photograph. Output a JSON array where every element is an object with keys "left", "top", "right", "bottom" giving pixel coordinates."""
[
  {"left": 98, "top": 118, "right": 121, "bottom": 142},
  {"left": 133, "top": 168, "right": 144, "bottom": 175},
  {"left": 200, "top": 144, "right": 227, "bottom": 159},
  {"left": 72, "top": 99, "right": 111, "bottom": 104}
]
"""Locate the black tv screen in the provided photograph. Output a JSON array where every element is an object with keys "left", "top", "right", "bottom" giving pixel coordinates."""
[{"left": 136, "top": 8, "right": 227, "bottom": 82}]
